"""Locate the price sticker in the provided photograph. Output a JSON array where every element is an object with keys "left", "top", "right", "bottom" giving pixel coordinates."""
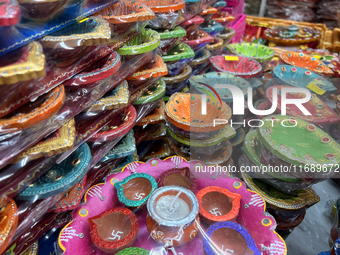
[
  {"left": 224, "top": 56, "right": 239, "bottom": 61},
  {"left": 78, "top": 18, "right": 89, "bottom": 23},
  {"left": 307, "top": 82, "right": 326, "bottom": 95}
]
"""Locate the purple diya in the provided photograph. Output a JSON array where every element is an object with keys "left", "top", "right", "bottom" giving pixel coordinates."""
[
  {"left": 157, "top": 167, "right": 197, "bottom": 193},
  {"left": 58, "top": 156, "right": 287, "bottom": 255}
]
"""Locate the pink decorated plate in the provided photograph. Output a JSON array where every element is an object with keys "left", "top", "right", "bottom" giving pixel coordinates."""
[{"left": 58, "top": 156, "right": 286, "bottom": 255}]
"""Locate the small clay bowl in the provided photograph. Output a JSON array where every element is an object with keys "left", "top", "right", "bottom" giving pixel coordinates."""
[
  {"left": 189, "top": 49, "right": 211, "bottom": 75},
  {"left": 204, "top": 221, "right": 261, "bottom": 255},
  {"left": 88, "top": 207, "right": 139, "bottom": 254},
  {"left": 158, "top": 26, "right": 187, "bottom": 55},
  {"left": 206, "top": 37, "right": 224, "bottom": 57},
  {"left": 196, "top": 186, "right": 241, "bottom": 224},
  {"left": 115, "top": 173, "right": 158, "bottom": 208},
  {"left": 157, "top": 167, "right": 197, "bottom": 193}
]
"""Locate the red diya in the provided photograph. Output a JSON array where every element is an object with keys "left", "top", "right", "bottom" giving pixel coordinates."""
[
  {"left": 157, "top": 167, "right": 197, "bottom": 193},
  {"left": 0, "top": 85, "right": 65, "bottom": 131},
  {"left": 181, "top": 30, "right": 214, "bottom": 51},
  {"left": 0, "top": 198, "right": 18, "bottom": 254},
  {"left": 135, "top": 99, "right": 165, "bottom": 126},
  {"left": 88, "top": 207, "right": 139, "bottom": 254},
  {"left": 0, "top": 0, "right": 20, "bottom": 26},
  {"left": 210, "top": 55, "right": 262, "bottom": 78},
  {"left": 180, "top": 15, "right": 204, "bottom": 33},
  {"left": 196, "top": 186, "right": 241, "bottom": 224}
]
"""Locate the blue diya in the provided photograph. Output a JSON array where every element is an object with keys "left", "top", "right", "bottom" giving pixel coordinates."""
[{"left": 199, "top": 21, "right": 224, "bottom": 37}]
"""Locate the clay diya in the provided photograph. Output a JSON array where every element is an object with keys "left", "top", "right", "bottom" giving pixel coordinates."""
[
  {"left": 273, "top": 65, "right": 337, "bottom": 95},
  {"left": 158, "top": 26, "right": 187, "bottom": 55},
  {"left": 204, "top": 221, "right": 261, "bottom": 255},
  {"left": 94, "top": 1, "right": 155, "bottom": 36},
  {"left": 116, "top": 247, "right": 150, "bottom": 255},
  {"left": 162, "top": 42, "right": 195, "bottom": 76},
  {"left": 176, "top": 0, "right": 202, "bottom": 26},
  {"left": 18, "top": 143, "right": 91, "bottom": 200},
  {"left": 211, "top": 12, "right": 235, "bottom": 26},
  {"left": 18, "top": 0, "right": 70, "bottom": 21},
  {"left": 115, "top": 173, "right": 157, "bottom": 208},
  {"left": 189, "top": 72, "right": 251, "bottom": 102},
  {"left": 88, "top": 208, "right": 139, "bottom": 254},
  {"left": 40, "top": 17, "right": 111, "bottom": 62},
  {"left": 210, "top": 55, "right": 262, "bottom": 78},
  {"left": 88, "top": 105, "right": 137, "bottom": 143},
  {"left": 200, "top": 0, "right": 218, "bottom": 12},
  {"left": 196, "top": 186, "right": 241, "bottom": 224},
  {"left": 266, "top": 85, "right": 340, "bottom": 125},
  {"left": 0, "top": 41, "right": 45, "bottom": 86},
  {"left": 0, "top": 0, "right": 20, "bottom": 26},
  {"left": 126, "top": 55, "right": 168, "bottom": 86},
  {"left": 133, "top": 79, "right": 166, "bottom": 105},
  {"left": 280, "top": 51, "right": 333, "bottom": 76},
  {"left": 180, "top": 15, "right": 204, "bottom": 33},
  {"left": 227, "top": 43, "right": 274, "bottom": 69},
  {"left": 199, "top": 7, "right": 218, "bottom": 20},
  {"left": 264, "top": 25, "right": 321, "bottom": 46},
  {"left": 0, "top": 199, "right": 18, "bottom": 254},
  {"left": 0, "top": 85, "right": 65, "bottom": 131},
  {"left": 163, "top": 64, "right": 192, "bottom": 95},
  {"left": 157, "top": 167, "right": 197, "bottom": 193},
  {"left": 85, "top": 80, "right": 130, "bottom": 113},
  {"left": 189, "top": 49, "right": 211, "bottom": 75},
  {"left": 136, "top": 99, "right": 165, "bottom": 126},
  {"left": 329, "top": 57, "right": 340, "bottom": 78},
  {"left": 217, "top": 27, "right": 235, "bottom": 49},
  {"left": 181, "top": 30, "right": 214, "bottom": 52},
  {"left": 165, "top": 92, "right": 232, "bottom": 138},
  {"left": 206, "top": 37, "right": 224, "bottom": 57},
  {"left": 211, "top": 0, "right": 226, "bottom": 9},
  {"left": 12, "top": 118, "right": 76, "bottom": 163},
  {"left": 146, "top": 186, "right": 200, "bottom": 246}
]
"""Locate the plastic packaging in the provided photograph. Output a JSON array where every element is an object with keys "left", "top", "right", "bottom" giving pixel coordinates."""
[
  {"left": 163, "top": 64, "right": 192, "bottom": 95},
  {"left": 189, "top": 49, "right": 211, "bottom": 75},
  {"left": 157, "top": 26, "right": 187, "bottom": 55}
]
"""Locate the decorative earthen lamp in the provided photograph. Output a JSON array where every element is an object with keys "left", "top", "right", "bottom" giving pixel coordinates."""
[
  {"left": 196, "top": 186, "right": 241, "bottom": 224},
  {"left": 157, "top": 167, "right": 197, "bottom": 193},
  {"left": 146, "top": 186, "right": 199, "bottom": 246},
  {"left": 88, "top": 208, "right": 139, "bottom": 254}
]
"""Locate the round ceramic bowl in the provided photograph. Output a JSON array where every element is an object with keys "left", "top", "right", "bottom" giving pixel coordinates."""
[
  {"left": 209, "top": 55, "right": 262, "bottom": 78},
  {"left": 227, "top": 43, "right": 274, "bottom": 70},
  {"left": 189, "top": 49, "right": 211, "bottom": 75},
  {"left": 164, "top": 92, "right": 232, "bottom": 138},
  {"left": 199, "top": 20, "right": 224, "bottom": 37},
  {"left": 0, "top": 199, "right": 18, "bottom": 254},
  {"left": 206, "top": 37, "right": 224, "bottom": 57},
  {"left": 157, "top": 167, "right": 197, "bottom": 193},
  {"left": 180, "top": 15, "right": 204, "bottom": 33},
  {"left": 40, "top": 17, "right": 111, "bottom": 63},
  {"left": 181, "top": 30, "right": 214, "bottom": 52},
  {"left": 158, "top": 26, "right": 187, "bottom": 55},
  {"left": 272, "top": 65, "right": 337, "bottom": 95},
  {"left": 146, "top": 185, "right": 200, "bottom": 246},
  {"left": 88, "top": 208, "right": 139, "bottom": 254},
  {"left": 279, "top": 51, "right": 334, "bottom": 76},
  {"left": 217, "top": 27, "right": 235, "bottom": 49},
  {"left": 189, "top": 72, "right": 251, "bottom": 103},
  {"left": 94, "top": 1, "right": 155, "bottom": 35},
  {"left": 163, "top": 64, "right": 192, "bottom": 95}
]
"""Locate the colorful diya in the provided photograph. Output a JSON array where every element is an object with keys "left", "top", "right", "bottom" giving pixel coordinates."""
[
  {"left": 146, "top": 186, "right": 200, "bottom": 246},
  {"left": 199, "top": 7, "right": 218, "bottom": 23},
  {"left": 212, "top": 0, "right": 226, "bottom": 8},
  {"left": 88, "top": 207, "right": 139, "bottom": 253},
  {"left": 0, "top": 0, "right": 20, "bottom": 26},
  {"left": 264, "top": 25, "right": 321, "bottom": 46},
  {"left": 116, "top": 247, "right": 150, "bottom": 255},
  {"left": 210, "top": 55, "right": 262, "bottom": 78},
  {"left": 181, "top": 30, "right": 214, "bottom": 51},
  {"left": 158, "top": 26, "right": 187, "bottom": 55},
  {"left": 115, "top": 173, "right": 157, "bottom": 208},
  {"left": 189, "top": 72, "right": 251, "bottom": 102},
  {"left": 273, "top": 65, "right": 337, "bottom": 95},
  {"left": 133, "top": 79, "right": 166, "bottom": 105},
  {"left": 0, "top": 42, "right": 45, "bottom": 86},
  {"left": 157, "top": 167, "right": 197, "bottom": 193},
  {"left": 177, "top": 0, "right": 202, "bottom": 26},
  {"left": 0, "top": 199, "right": 18, "bottom": 254},
  {"left": 88, "top": 105, "right": 137, "bottom": 143},
  {"left": 266, "top": 85, "right": 340, "bottom": 125},
  {"left": 136, "top": 99, "right": 165, "bottom": 126},
  {"left": 217, "top": 27, "right": 235, "bottom": 49},
  {"left": 196, "top": 186, "right": 241, "bottom": 224},
  {"left": 206, "top": 37, "right": 224, "bottom": 57},
  {"left": 199, "top": 21, "right": 224, "bottom": 37},
  {"left": 227, "top": 43, "right": 274, "bottom": 68},
  {"left": 163, "top": 64, "right": 192, "bottom": 95},
  {"left": 189, "top": 49, "right": 211, "bottom": 75},
  {"left": 17, "top": 143, "right": 91, "bottom": 200},
  {"left": 165, "top": 92, "right": 232, "bottom": 136},
  {"left": 279, "top": 51, "right": 333, "bottom": 76},
  {"left": 180, "top": 15, "right": 204, "bottom": 33},
  {"left": 40, "top": 17, "right": 111, "bottom": 62},
  {"left": 204, "top": 221, "right": 261, "bottom": 255},
  {"left": 329, "top": 57, "right": 340, "bottom": 78},
  {"left": 58, "top": 156, "right": 286, "bottom": 255},
  {"left": 0, "top": 85, "right": 65, "bottom": 131},
  {"left": 211, "top": 12, "right": 235, "bottom": 25}
]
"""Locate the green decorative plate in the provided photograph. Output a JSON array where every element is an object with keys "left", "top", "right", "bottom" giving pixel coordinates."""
[
  {"left": 158, "top": 26, "right": 186, "bottom": 39},
  {"left": 116, "top": 247, "right": 150, "bottom": 255},
  {"left": 258, "top": 115, "right": 340, "bottom": 171},
  {"left": 189, "top": 72, "right": 251, "bottom": 103},
  {"left": 133, "top": 79, "right": 166, "bottom": 105},
  {"left": 227, "top": 43, "right": 274, "bottom": 63},
  {"left": 162, "top": 43, "right": 195, "bottom": 62},
  {"left": 117, "top": 29, "right": 160, "bottom": 55}
]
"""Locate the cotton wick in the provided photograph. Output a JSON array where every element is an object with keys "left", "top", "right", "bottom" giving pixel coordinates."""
[{"left": 169, "top": 191, "right": 182, "bottom": 212}]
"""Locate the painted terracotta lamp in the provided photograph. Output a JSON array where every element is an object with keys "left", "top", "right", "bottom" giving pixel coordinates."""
[
  {"left": 211, "top": 12, "right": 234, "bottom": 26},
  {"left": 189, "top": 49, "right": 211, "bottom": 75},
  {"left": 199, "top": 7, "right": 218, "bottom": 23},
  {"left": 163, "top": 64, "right": 192, "bottom": 95},
  {"left": 0, "top": 199, "right": 18, "bottom": 254},
  {"left": 180, "top": 15, "right": 204, "bottom": 33},
  {"left": 217, "top": 27, "right": 235, "bottom": 49},
  {"left": 157, "top": 167, "right": 197, "bottom": 193},
  {"left": 280, "top": 51, "right": 333, "bottom": 76},
  {"left": 328, "top": 56, "right": 340, "bottom": 78},
  {"left": 0, "top": 0, "right": 20, "bottom": 26},
  {"left": 158, "top": 26, "right": 187, "bottom": 55},
  {"left": 146, "top": 186, "right": 200, "bottom": 246},
  {"left": 204, "top": 221, "right": 261, "bottom": 255},
  {"left": 88, "top": 207, "right": 139, "bottom": 254},
  {"left": 133, "top": 79, "right": 166, "bottom": 105},
  {"left": 206, "top": 38, "right": 224, "bottom": 57},
  {"left": 136, "top": 99, "right": 165, "bottom": 126},
  {"left": 40, "top": 17, "right": 111, "bottom": 63},
  {"left": 17, "top": 143, "right": 91, "bottom": 200},
  {"left": 0, "top": 41, "right": 45, "bottom": 86},
  {"left": 264, "top": 25, "right": 321, "bottom": 46},
  {"left": 199, "top": 21, "right": 224, "bottom": 37},
  {"left": 210, "top": 55, "right": 262, "bottom": 78},
  {"left": 181, "top": 30, "right": 214, "bottom": 52}
]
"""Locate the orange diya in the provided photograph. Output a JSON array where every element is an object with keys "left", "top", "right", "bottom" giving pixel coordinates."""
[{"left": 0, "top": 199, "right": 18, "bottom": 254}]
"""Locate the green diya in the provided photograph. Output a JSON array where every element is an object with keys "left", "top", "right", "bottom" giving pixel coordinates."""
[
  {"left": 133, "top": 79, "right": 166, "bottom": 105},
  {"left": 162, "top": 42, "right": 195, "bottom": 63},
  {"left": 157, "top": 26, "right": 186, "bottom": 54}
]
